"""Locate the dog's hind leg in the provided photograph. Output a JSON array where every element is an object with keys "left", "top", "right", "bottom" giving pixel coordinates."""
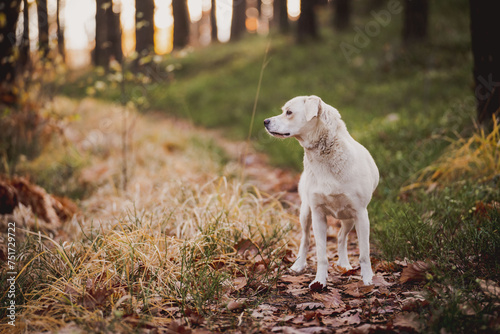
[
  {"left": 290, "top": 201, "right": 312, "bottom": 274},
  {"left": 336, "top": 219, "right": 354, "bottom": 270},
  {"left": 356, "top": 208, "right": 374, "bottom": 285}
]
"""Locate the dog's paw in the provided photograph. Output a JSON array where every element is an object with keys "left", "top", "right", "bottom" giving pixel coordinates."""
[
  {"left": 290, "top": 261, "right": 307, "bottom": 274},
  {"left": 309, "top": 279, "right": 326, "bottom": 291},
  {"left": 336, "top": 261, "right": 353, "bottom": 271},
  {"left": 361, "top": 267, "right": 374, "bottom": 286}
]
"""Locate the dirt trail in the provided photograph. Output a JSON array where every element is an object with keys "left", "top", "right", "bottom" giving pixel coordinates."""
[{"left": 4, "top": 97, "right": 427, "bottom": 333}]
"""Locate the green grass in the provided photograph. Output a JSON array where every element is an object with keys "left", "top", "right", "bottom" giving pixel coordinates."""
[{"left": 57, "top": 1, "right": 498, "bottom": 331}]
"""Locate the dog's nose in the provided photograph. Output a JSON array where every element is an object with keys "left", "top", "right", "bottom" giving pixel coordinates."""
[{"left": 264, "top": 119, "right": 270, "bottom": 126}]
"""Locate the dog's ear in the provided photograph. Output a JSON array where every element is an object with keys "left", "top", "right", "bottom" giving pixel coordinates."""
[{"left": 304, "top": 96, "right": 322, "bottom": 122}]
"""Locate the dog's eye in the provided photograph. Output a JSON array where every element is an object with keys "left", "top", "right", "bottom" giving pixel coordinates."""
[{"left": 286, "top": 110, "right": 292, "bottom": 116}]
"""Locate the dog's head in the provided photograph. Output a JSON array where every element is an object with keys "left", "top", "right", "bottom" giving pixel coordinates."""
[{"left": 264, "top": 95, "right": 340, "bottom": 139}]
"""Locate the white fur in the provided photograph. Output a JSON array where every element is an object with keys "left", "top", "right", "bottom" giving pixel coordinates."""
[{"left": 264, "top": 95, "right": 379, "bottom": 288}]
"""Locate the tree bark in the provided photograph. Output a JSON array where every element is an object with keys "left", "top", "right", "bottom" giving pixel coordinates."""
[
  {"left": 272, "top": 0, "right": 289, "bottom": 33},
  {"left": 36, "top": 0, "right": 49, "bottom": 57},
  {"left": 0, "top": 0, "right": 22, "bottom": 88},
  {"left": 19, "top": 0, "right": 30, "bottom": 67},
  {"left": 135, "top": 0, "right": 155, "bottom": 56},
  {"left": 332, "top": 0, "right": 351, "bottom": 31},
  {"left": 297, "top": 0, "right": 318, "bottom": 42},
  {"left": 108, "top": 5, "right": 123, "bottom": 62},
  {"left": 94, "top": 0, "right": 110, "bottom": 68},
  {"left": 402, "top": 0, "right": 428, "bottom": 44},
  {"left": 210, "top": 0, "right": 218, "bottom": 42},
  {"left": 172, "top": 0, "right": 190, "bottom": 49},
  {"left": 57, "top": 0, "right": 65, "bottom": 60},
  {"left": 470, "top": 0, "right": 500, "bottom": 124},
  {"left": 231, "top": 0, "right": 246, "bottom": 41}
]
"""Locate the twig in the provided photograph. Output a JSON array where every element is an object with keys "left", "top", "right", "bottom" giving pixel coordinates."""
[{"left": 240, "top": 39, "right": 272, "bottom": 182}]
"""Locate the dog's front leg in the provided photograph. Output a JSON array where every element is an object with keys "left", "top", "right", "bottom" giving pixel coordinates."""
[
  {"left": 290, "top": 202, "right": 311, "bottom": 274},
  {"left": 310, "top": 209, "right": 328, "bottom": 289}
]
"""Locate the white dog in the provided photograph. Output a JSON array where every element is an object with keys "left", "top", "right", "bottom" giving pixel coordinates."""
[{"left": 264, "top": 95, "right": 379, "bottom": 288}]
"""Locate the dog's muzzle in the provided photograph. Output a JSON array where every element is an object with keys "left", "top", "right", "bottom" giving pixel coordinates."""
[{"left": 264, "top": 119, "right": 290, "bottom": 137}]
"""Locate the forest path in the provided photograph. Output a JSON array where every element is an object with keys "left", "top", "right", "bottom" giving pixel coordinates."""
[{"left": 18, "top": 97, "right": 425, "bottom": 333}]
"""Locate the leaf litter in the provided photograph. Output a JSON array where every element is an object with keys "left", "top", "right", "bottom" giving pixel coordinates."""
[{"left": 1, "top": 98, "right": 433, "bottom": 333}]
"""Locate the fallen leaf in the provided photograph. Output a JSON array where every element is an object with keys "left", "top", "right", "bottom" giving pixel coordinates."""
[
  {"left": 478, "top": 279, "right": 500, "bottom": 299},
  {"left": 400, "top": 261, "right": 430, "bottom": 283},
  {"left": 393, "top": 312, "right": 422, "bottom": 333},
  {"left": 296, "top": 302, "right": 325, "bottom": 311},
  {"left": 401, "top": 297, "right": 429, "bottom": 312},
  {"left": 234, "top": 239, "right": 259, "bottom": 258},
  {"left": 281, "top": 275, "right": 311, "bottom": 285},
  {"left": 311, "top": 289, "right": 345, "bottom": 309},
  {"left": 232, "top": 276, "right": 248, "bottom": 291},
  {"left": 375, "top": 260, "right": 403, "bottom": 273},
  {"left": 337, "top": 265, "right": 361, "bottom": 277},
  {"left": 304, "top": 310, "right": 317, "bottom": 321},
  {"left": 378, "top": 285, "right": 391, "bottom": 296},
  {"left": 322, "top": 309, "right": 361, "bottom": 327},
  {"left": 371, "top": 274, "right": 394, "bottom": 287},
  {"left": 227, "top": 300, "right": 246, "bottom": 312},
  {"left": 350, "top": 323, "right": 390, "bottom": 334},
  {"left": 251, "top": 304, "right": 278, "bottom": 319},
  {"left": 82, "top": 280, "right": 114, "bottom": 310},
  {"left": 343, "top": 281, "right": 374, "bottom": 298},
  {"left": 165, "top": 320, "right": 192, "bottom": 334},
  {"left": 273, "top": 327, "right": 326, "bottom": 334},
  {"left": 286, "top": 285, "right": 310, "bottom": 297}
]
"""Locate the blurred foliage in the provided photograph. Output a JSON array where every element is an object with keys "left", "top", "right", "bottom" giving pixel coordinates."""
[
  {"left": 0, "top": 53, "right": 65, "bottom": 174},
  {"left": 0, "top": 52, "right": 91, "bottom": 198}
]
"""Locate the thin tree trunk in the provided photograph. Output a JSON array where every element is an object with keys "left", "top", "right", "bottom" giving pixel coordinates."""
[
  {"left": 297, "top": 0, "right": 318, "bottom": 42},
  {"left": 94, "top": 0, "right": 110, "bottom": 68},
  {"left": 272, "top": 0, "right": 289, "bottom": 33},
  {"left": 36, "top": 0, "right": 49, "bottom": 57},
  {"left": 470, "top": 0, "right": 500, "bottom": 124},
  {"left": 57, "top": 0, "right": 65, "bottom": 60},
  {"left": 402, "top": 0, "right": 428, "bottom": 44},
  {"left": 271, "top": 0, "right": 290, "bottom": 34},
  {"left": 135, "top": 0, "right": 155, "bottom": 56},
  {"left": 20, "top": 0, "right": 30, "bottom": 67},
  {"left": 172, "top": 0, "right": 190, "bottom": 49},
  {"left": 231, "top": 0, "right": 246, "bottom": 41},
  {"left": 108, "top": 5, "right": 123, "bottom": 62},
  {"left": 0, "top": 0, "right": 22, "bottom": 90},
  {"left": 210, "top": 0, "right": 218, "bottom": 42},
  {"left": 332, "top": 0, "right": 351, "bottom": 31}
]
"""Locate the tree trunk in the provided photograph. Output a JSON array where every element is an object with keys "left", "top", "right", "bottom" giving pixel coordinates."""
[
  {"left": 365, "top": 0, "right": 386, "bottom": 14},
  {"left": 231, "top": 0, "right": 246, "bottom": 41},
  {"left": 0, "top": 0, "right": 22, "bottom": 89},
  {"left": 19, "top": 0, "right": 30, "bottom": 67},
  {"left": 36, "top": 0, "right": 49, "bottom": 57},
  {"left": 210, "top": 0, "right": 218, "bottom": 42},
  {"left": 135, "top": 0, "right": 155, "bottom": 56},
  {"left": 57, "top": 0, "right": 65, "bottom": 60},
  {"left": 272, "top": 0, "right": 289, "bottom": 33},
  {"left": 172, "top": 0, "right": 190, "bottom": 49},
  {"left": 332, "top": 0, "right": 351, "bottom": 31},
  {"left": 402, "top": 0, "right": 428, "bottom": 44},
  {"left": 108, "top": 5, "right": 123, "bottom": 62},
  {"left": 297, "top": 0, "right": 318, "bottom": 42},
  {"left": 94, "top": 0, "right": 110, "bottom": 68},
  {"left": 470, "top": 0, "right": 500, "bottom": 124}
]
